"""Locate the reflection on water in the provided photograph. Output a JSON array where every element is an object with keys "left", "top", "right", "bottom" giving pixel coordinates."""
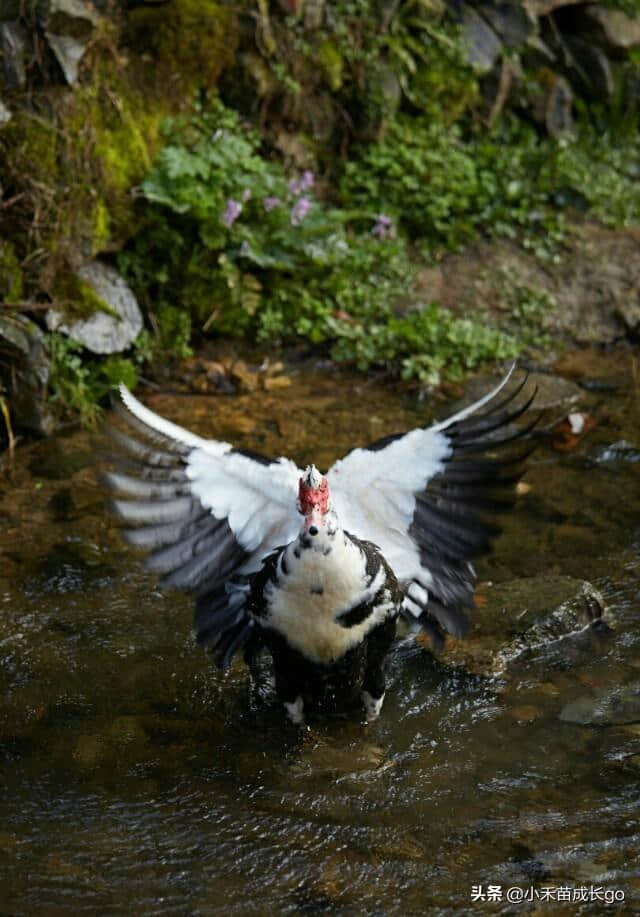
[{"left": 1, "top": 353, "right": 639, "bottom": 914}]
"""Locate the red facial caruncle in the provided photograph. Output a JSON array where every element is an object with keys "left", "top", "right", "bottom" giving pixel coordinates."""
[{"left": 298, "top": 465, "right": 330, "bottom": 532}]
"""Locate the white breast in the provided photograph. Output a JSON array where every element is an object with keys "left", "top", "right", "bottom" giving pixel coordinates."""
[{"left": 263, "top": 533, "right": 394, "bottom": 664}]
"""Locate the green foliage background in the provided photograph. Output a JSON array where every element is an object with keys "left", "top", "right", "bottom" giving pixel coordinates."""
[{"left": 1, "top": 0, "right": 640, "bottom": 427}]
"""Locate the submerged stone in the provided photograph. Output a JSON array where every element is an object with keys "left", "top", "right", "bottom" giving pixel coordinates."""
[
  {"left": 592, "top": 440, "right": 640, "bottom": 465},
  {"left": 560, "top": 681, "right": 640, "bottom": 726},
  {"left": 442, "top": 575, "right": 607, "bottom": 675},
  {"left": 46, "top": 261, "right": 143, "bottom": 354},
  {"left": 456, "top": 371, "right": 582, "bottom": 420}
]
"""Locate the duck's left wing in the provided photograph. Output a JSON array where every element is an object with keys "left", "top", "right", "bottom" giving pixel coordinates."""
[{"left": 327, "top": 368, "right": 536, "bottom": 644}]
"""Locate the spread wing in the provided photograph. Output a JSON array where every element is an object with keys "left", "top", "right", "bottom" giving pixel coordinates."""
[
  {"left": 103, "top": 385, "right": 302, "bottom": 667},
  {"left": 327, "top": 367, "right": 536, "bottom": 646}
]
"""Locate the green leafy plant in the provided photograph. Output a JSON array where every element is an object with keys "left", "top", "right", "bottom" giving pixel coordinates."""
[
  {"left": 48, "top": 334, "right": 140, "bottom": 425},
  {"left": 341, "top": 114, "right": 640, "bottom": 257},
  {"left": 122, "top": 100, "right": 414, "bottom": 343},
  {"left": 329, "top": 303, "right": 519, "bottom": 385},
  {"left": 119, "top": 97, "right": 525, "bottom": 386}
]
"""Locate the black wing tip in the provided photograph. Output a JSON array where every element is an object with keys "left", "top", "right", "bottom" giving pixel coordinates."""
[{"left": 215, "top": 619, "right": 255, "bottom": 671}]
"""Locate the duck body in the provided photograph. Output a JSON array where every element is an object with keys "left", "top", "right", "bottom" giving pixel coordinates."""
[{"left": 246, "top": 529, "right": 400, "bottom": 721}]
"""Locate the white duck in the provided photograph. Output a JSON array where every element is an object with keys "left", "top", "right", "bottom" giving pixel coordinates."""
[{"left": 104, "top": 367, "right": 535, "bottom": 723}]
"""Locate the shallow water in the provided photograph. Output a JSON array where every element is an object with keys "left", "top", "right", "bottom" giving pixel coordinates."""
[{"left": 1, "top": 353, "right": 639, "bottom": 915}]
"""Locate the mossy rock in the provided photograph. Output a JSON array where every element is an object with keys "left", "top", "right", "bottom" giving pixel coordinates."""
[
  {"left": 126, "top": 0, "right": 238, "bottom": 97},
  {"left": 0, "top": 52, "right": 169, "bottom": 297},
  {"left": 51, "top": 269, "right": 115, "bottom": 321},
  {"left": 0, "top": 241, "right": 24, "bottom": 303},
  {"left": 47, "top": 261, "right": 143, "bottom": 354}
]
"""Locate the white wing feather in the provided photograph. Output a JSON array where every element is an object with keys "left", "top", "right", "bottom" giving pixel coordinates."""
[
  {"left": 328, "top": 427, "right": 451, "bottom": 585},
  {"left": 118, "top": 385, "right": 301, "bottom": 568},
  {"left": 327, "top": 366, "right": 518, "bottom": 588}
]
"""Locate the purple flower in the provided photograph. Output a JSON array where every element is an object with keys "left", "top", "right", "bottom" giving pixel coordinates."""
[
  {"left": 300, "top": 170, "right": 315, "bottom": 190},
  {"left": 288, "top": 171, "right": 315, "bottom": 195},
  {"left": 263, "top": 196, "right": 281, "bottom": 212},
  {"left": 222, "top": 198, "right": 242, "bottom": 227},
  {"left": 371, "top": 213, "right": 392, "bottom": 239},
  {"left": 290, "top": 196, "right": 311, "bottom": 226}
]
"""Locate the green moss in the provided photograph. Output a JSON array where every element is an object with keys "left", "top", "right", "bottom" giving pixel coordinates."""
[
  {"left": 64, "top": 59, "right": 165, "bottom": 247},
  {"left": 91, "top": 200, "right": 111, "bottom": 257},
  {"left": 0, "top": 111, "right": 58, "bottom": 186},
  {"left": 52, "top": 272, "right": 117, "bottom": 321},
  {"left": 318, "top": 41, "right": 343, "bottom": 92},
  {"left": 0, "top": 242, "right": 24, "bottom": 303},
  {"left": 0, "top": 48, "right": 173, "bottom": 307},
  {"left": 127, "top": 0, "right": 237, "bottom": 95}
]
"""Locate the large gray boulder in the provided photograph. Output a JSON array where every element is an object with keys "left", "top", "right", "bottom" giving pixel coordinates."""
[{"left": 46, "top": 262, "right": 143, "bottom": 355}]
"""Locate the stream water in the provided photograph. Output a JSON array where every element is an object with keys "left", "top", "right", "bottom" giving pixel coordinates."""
[{"left": 1, "top": 350, "right": 639, "bottom": 915}]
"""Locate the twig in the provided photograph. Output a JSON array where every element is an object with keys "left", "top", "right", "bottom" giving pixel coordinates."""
[
  {"left": 0, "top": 396, "right": 16, "bottom": 458},
  {"left": 0, "top": 192, "right": 27, "bottom": 209},
  {"left": 1, "top": 302, "right": 52, "bottom": 313}
]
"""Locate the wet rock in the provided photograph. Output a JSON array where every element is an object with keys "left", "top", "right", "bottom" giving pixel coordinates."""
[
  {"left": 262, "top": 373, "right": 292, "bottom": 391},
  {"left": 42, "top": 0, "right": 101, "bottom": 86},
  {"left": 592, "top": 440, "right": 640, "bottom": 465},
  {"left": 0, "top": 313, "right": 54, "bottom": 435},
  {"left": 442, "top": 575, "right": 607, "bottom": 675},
  {"left": 525, "top": 372, "right": 583, "bottom": 411},
  {"left": 461, "top": 7, "right": 503, "bottom": 74},
  {"left": 545, "top": 74, "right": 574, "bottom": 138},
  {"left": 615, "top": 300, "right": 640, "bottom": 336},
  {"left": 522, "top": 0, "right": 583, "bottom": 14},
  {"left": 459, "top": 371, "right": 582, "bottom": 419},
  {"left": 560, "top": 680, "right": 640, "bottom": 726},
  {"left": 0, "top": 21, "right": 27, "bottom": 89},
  {"left": 565, "top": 37, "right": 614, "bottom": 100},
  {"left": 586, "top": 7, "right": 640, "bottom": 50},
  {"left": 45, "top": 32, "right": 88, "bottom": 85},
  {"left": 46, "top": 262, "right": 143, "bottom": 355},
  {"left": 483, "top": 3, "right": 534, "bottom": 47},
  {"left": 304, "top": 0, "right": 325, "bottom": 30},
  {"left": 43, "top": 0, "right": 101, "bottom": 29},
  {"left": 72, "top": 733, "right": 105, "bottom": 769}
]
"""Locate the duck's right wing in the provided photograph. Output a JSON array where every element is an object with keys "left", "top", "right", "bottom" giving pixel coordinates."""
[{"left": 104, "top": 385, "right": 302, "bottom": 667}]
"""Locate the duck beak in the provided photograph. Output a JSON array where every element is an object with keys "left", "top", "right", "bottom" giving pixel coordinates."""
[{"left": 304, "top": 506, "right": 323, "bottom": 532}]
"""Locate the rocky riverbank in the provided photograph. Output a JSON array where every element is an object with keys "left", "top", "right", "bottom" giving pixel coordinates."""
[{"left": 1, "top": 1, "right": 639, "bottom": 443}]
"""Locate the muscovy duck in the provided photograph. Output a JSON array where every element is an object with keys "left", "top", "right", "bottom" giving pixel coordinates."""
[{"left": 104, "top": 367, "right": 535, "bottom": 723}]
